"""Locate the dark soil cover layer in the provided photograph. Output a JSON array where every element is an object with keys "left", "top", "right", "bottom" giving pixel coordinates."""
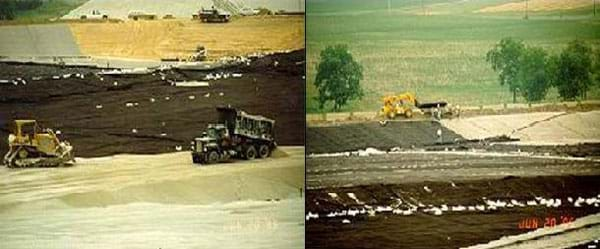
[{"left": 0, "top": 50, "right": 305, "bottom": 157}]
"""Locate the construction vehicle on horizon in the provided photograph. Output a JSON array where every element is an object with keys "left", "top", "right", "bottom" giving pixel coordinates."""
[
  {"left": 188, "top": 45, "right": 207, "bottom": 61},
  {"left": 381, "top": 92, "right": 420, "bottom": 119},
  {"left": 3, "top": 120, "right": 74, "bottom": 168},
  {"left": 380, "top": 92, "right": 460, "bottom": 122},
  {"left": 195, "top": 7, "right": 231, "bottom": 23},
  {"left": 191, "top": 107, "right": 276, "bottom": 164},
  {"left": 80, "top": 10, "right": 108, "bottom": 20},
  {"left": 128, "top": 11, "right": 157, "bottom": 20}
]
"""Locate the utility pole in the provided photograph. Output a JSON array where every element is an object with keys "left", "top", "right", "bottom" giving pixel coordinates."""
[
  {"left": 421, "top": 0, "right": 425, "bottom": 15},
  {"left": 594, "top": 0, "right": 596, "bottom": 17},
  {"left": 388, "top": 0, "right": 391, "bottom": 15}
]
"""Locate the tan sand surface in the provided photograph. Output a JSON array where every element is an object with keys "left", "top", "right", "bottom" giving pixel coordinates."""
[
  {"left": 68, "top": 16, "right": 304, "bottom": 60},
  {"left": 478, "top": 0, "right": 592, "bottom": 13}
]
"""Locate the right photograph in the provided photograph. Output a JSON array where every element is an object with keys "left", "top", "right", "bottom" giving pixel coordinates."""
[{"left": 304, "top": 0, "right": 600, "bottom": 248}]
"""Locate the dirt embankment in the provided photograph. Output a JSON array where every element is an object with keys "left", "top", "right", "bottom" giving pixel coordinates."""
[
  {"left": 68, "top": 16, "right": 305, "bottom": 60},
  {"left": 307, "top": 175, "right": 600, "bottom": 249},
  {"left": 307, "top": 110, "right": 600, "bottom": 158},
  {"left": 307, "top": 121, "right": 463, "bottom": 155},
  {"left": 0, "top": 50, "right": 305, "bottom": 157}
]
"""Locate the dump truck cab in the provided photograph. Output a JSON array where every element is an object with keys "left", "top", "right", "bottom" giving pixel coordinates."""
[
  {"left": 191, "top": 107, "right": 276, "bottom": 164},
  {"left": 192, "top": 124, "right": 229, "bottom": 163}
]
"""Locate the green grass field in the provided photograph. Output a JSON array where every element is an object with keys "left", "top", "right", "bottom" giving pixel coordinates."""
[{"left": 306, "top": 0, "right": 600, "bottom": 113}]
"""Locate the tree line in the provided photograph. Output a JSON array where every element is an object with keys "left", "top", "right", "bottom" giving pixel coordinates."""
[
  {"left": 0, "top": 0, "right": 44, "bottom": 20},
  {"left": 487, "top": 38, "right": 600, "bottom": 103}
]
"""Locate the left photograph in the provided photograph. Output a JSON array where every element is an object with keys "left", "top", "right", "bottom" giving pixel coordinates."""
[{"left": 0, "top": 0, "right": 305, "bottom": 248}]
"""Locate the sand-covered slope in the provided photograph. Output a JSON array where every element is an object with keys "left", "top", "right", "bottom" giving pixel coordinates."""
[
  {"left": 514, "top": 111, "right": 600, "bottom": 145},
  {"left": 440, "top": 112, "right": 564, "bottom": 140},
  {"left": 0, "top": 24, "right": 81, "bottom": 56},
  {"left": 441, "top": 111, "right": 600, "bottom": 145},
  {"left": 68, "top": 16, "right": 304, "bottom": 60}
]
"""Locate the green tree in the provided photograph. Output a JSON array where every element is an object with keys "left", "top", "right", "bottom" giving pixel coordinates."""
[
  {"left": 550, "top": 39, "right": 593, "bottom": 100},
  {"left": 486, "top": 38, "right": 525, "bottom": 103},
  {"left": 314, "top": 44, "right": 364, "bottom": 111},
  {"left": 517, "top": 47, "right": 549, "bottom": 102},
  {"left": 0, "top": 0, "right": 17, "bottom": 20},
  {"left": 593, "top": 48, "right": 600, "bottom": 86}
]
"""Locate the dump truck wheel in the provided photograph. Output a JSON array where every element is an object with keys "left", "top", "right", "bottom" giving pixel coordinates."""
[
  {"left": 192, "top": 154, "right": 201, "bottom": 164},
  {"left": 405, "top": 109, "right": 413, "bottom": 118},
  {"left": 389, "top": 112, "right": 396, "bottom": 119},
  {"left": 18, "top": 148, "right": 28, "bottom": 159},
  {"left": 245, "top": 146, "right": 257, "bottom": 160},
  {"left": 207, "top": 151, "right": 219, "bottom": 164},
  {"left": 258, "top": 144, "right": 270, "bottom": 158}
]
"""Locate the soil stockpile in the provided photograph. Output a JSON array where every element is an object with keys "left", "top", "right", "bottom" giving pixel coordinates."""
[
  {"left": 306, "top": 175, "right": 600, "bottom": 249},
  {"left": 0, "top": 50, "right": 305, "bottom": 157},
  {"left": 306, "top": 121, "right": 463, "bottom": 155}
]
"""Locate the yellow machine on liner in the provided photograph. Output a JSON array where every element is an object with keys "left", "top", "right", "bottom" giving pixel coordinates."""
[
  {"left": 379, "top": 92, "right": 460, "bottom": 121},
  {"left": 3, "top": 120, "right": 74, "bottom": 168},
  {"left": 380, "top": 92, "right": 420, "bottom": 119}
]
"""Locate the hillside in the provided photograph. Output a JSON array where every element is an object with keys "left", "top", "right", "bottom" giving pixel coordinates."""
[{"left": 306, "top": 0, "right": 600, "bottom": 113}]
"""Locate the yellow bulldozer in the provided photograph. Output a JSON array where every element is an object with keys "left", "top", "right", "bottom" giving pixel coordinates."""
[
  {"left": 3, "top": 120, "right": 74, "bottom": 168},
  {"left": 379, "top": 92, "right": 460, "bottom": 122},
  {"left": 380, "top": 92, "right": 419, "bottom": 119}
]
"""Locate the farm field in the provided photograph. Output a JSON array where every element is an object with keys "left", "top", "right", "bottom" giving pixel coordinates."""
[{"left": 306, "top": 0, "right": 600, "bottom": 113}]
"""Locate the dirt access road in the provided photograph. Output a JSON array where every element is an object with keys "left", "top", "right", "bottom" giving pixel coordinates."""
[
  {"left": 0, "top": 147, "right": 305, "bottom": 249},
  {"left": 307, "top": 151, "right": 600, "bottom": 189}
]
